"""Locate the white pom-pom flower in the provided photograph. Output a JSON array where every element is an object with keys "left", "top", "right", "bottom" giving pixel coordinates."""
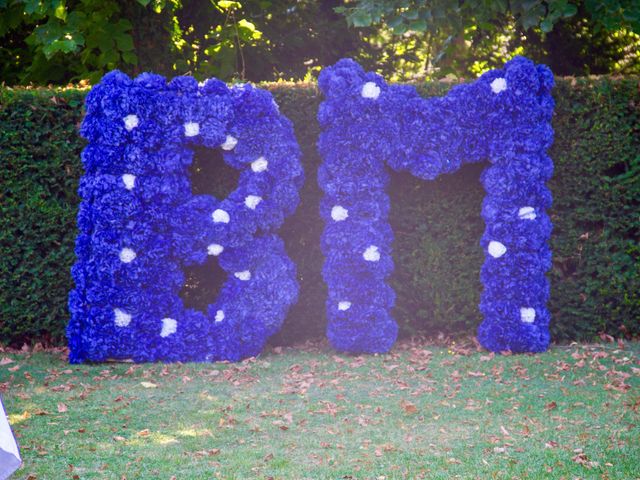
[
  {"left": 234, "top": 270, "right": 251, "bottom": 281},
  {"left": 251, "top": 157, "right": 268, "bottom": 173},
  {"left": 119, "top": 247, "right": 137, "bottom": 263},
  {"left": 363, "top": 245, "right": 381, "bottom": 262},
  {"left": 520, "top": 307, "right": 536, "bottom": 324},
  {"left": 488, "top": 241, "right": 507, "bottom": 259},
  {"left": 518, "top": 206, "right": 537, "bottom": 220},
  {"left": 113, "top": 308, "right": 132, "bottom": 327},
  {"left": 221, "top": 135, "right": 238, "bottom": 150},
  {"left": 361, "top": 81, "right": 381, "bottom": 99},
  {"left": 212, "top": 209, "right": 230, "bottom": 223},
  {"left": 490, "top": 77, "right": 507, "bottom": 94},
  {"left": 331, "top": 205, "right": 349, "bottom": 222},
  {"left": 338, "top": 301, "right": 351, "bottom": 311},
  {"left": 215, "top": 310, "right": 225, "bottom": 323},
  {"left": 160, "top": 317, "right": 177, "bottom": 337},
  {"left": 184, "top": 121, "right": 200, "bottom": 137},
  {"left": 123, "top": 114, "right": 139, "bottom": 131},
  {"left": 122, "top": 174, "right": 136, "bottom": 190},
  {"left": 244, "top": 195, "right": 262, "bottom": 210},
  {"left": 207, "top": 243, "right": 224, "bottom": 256}
]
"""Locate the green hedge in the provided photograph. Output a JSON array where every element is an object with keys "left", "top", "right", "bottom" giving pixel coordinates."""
[{"left": 1, "top": 77, "right": 639, "bottom": 347}]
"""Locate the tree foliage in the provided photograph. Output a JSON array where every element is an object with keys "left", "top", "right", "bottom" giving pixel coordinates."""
[
  {"left": 340, "top": 0, "right": 640, "bottom": 80},
  {"left": 0, "top": 0, "right": 360, "bottom": 84},
  {"left": 338, "top": 0, "right": 639, "bottom": 35},
  {"left": 0, "top": 1, "right": 638, "bottom": 85},
  {"left": 1, "top": 0, "right": 147, "bottom": 84}
]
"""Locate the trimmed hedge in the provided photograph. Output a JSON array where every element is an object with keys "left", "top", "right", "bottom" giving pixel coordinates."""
[{"left": 1, "top": 76, "right": 639, "bottom": 347}]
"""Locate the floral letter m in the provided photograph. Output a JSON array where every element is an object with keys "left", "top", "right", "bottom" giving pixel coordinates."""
[{"left": 317, "top": 57, "right": 554, "bottom": 354}]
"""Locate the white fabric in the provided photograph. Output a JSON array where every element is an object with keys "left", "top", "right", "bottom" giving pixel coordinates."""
[
  {"left": 520, "top": 307, "right": 536, "bottom": 323},
  {"left": 331, "top": 205, "right": 349, "bottom": 221},
  {"left": 490, "top": 77, "right": 507, "bottom": 94},
  {"left": 160, "top": 318, "right": 177, "bottom": 337},
  {"left": 338, "top": 301, "right": 351, "bottom": 311},
  {"left": 251, "top": 157, "right": 268, "bottom": 173},
  {"left": 361, "top": 82, "right": 381, "bottom": 99},
  {"left": 363, "top": 245, "right": 380, "bottom": 262},
  {"left": 121, "top": 174, "right": 136, "bottom": 190},
  {"left": 113, "top": 308, "right": 132, "bottom": 327},
  {"left": 212, "top": 209, "right": 230, "bottom": 223},
  {"left": 518, "top": 206, "right": 537, "bottom": 220},
  {"left": 183, "top": 122, "right": 200, "bottom": 137},
  {"left": 119, "top": 247, "right": 136, "bottom": 263},
  {"left": 0, "top": 399, "right": 21, "bottom": 480},
  {"left": 207, "top": 244, "right": 224, "bottom": 256},
  {"left": 234, "top": 270, "right": 251, "bottom": 281},
  {"left": 244, "top": 195, "right": 262, "bottom": 210},
  {"left": 487, "top": 241, "right": 507, "bottom": 258},
  {"left": 123, "top": 114, "right": 139, "bottom": 131},
  {"left": 221, "top": 135, "right": 238, "bottom": 150}
]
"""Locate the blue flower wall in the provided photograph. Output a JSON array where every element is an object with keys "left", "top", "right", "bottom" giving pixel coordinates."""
[
  {"left": 317, "top": 57, "right": 554, "bottom": 354},
  {"left": 68, "top": 72, "right": 304, "bottom": 363}
]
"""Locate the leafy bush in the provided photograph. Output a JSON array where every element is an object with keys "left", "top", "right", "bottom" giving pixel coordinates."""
[
  {"left": 1, "top": 76, "right": 638, "bottom": 347},
  {"left": 0, "top": 87, "right": 85, "bottom": 345}
]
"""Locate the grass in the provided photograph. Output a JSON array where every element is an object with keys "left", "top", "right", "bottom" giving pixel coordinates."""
[{"left": 1, "top": 340, "right": 639, "bottom": 479}]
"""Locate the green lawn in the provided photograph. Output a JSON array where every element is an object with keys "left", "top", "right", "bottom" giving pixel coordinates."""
[{"left": 1, "top": 340, "right": 639, "bottom": 479}]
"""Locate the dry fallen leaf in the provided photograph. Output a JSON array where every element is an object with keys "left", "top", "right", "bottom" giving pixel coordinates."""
[
  {"left": 140, "top": 382, "right": 157, "bottom": 389},
  {"left": 0, "top": 357, "right": 14, "bottom": 365},
  {"left": 57, "top": 403, "right": 68, "bottom": 413},
  {"left": 572, "top": 452, "right": 592, "bottom": 467},
  {"left": 598, "top": 332, "right": 614, "bottom": 343},
  {"left": 400, "top": 399, "right": 418, "bottom": 414}
]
